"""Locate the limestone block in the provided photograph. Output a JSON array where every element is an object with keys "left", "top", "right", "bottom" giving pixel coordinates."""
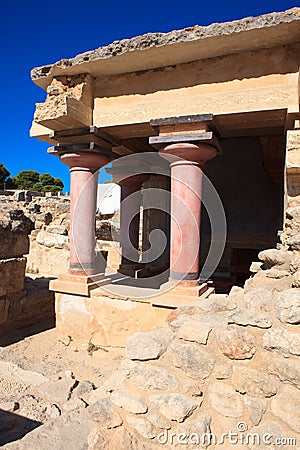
[
  {"left": 244, "top": 286, "right": 278, "bottom": 312},
  {"left": 263, "top": 328, "right": 300, "bottom": 356},
  {"left": 149, "top": 393, "right": 198, "bottom": 422},
  {"left": 125, "top": 329, "right": 173, "bottom": 361},
  {"left": 0, "top": 258, "right": 26, "bottom": 299},
  {"left": 36, "top": 230, "right": 69, "bottom": 249},
  {"left": 110, "top": 390, "right": 148, "bottom": 414},
  {"left": 258, "top": 248, "right": 291, "bottom": 267},
  {"left": 232, "top": 366, "right": 278, "bottom": 398},
  {"left": 126, "top": 415, "right": 158, "bottom": 439},
  {"left": 217, "top": 327, "right": 256, "bottom": 359},
  {"left": 268, "top": 355, "right": 300, "bottom": 389},
  {"left": 271, "top": 385, "right": 300, "bottom": 432},
  {"left": 38, "top": 375, "right": 77, "bottom": 405},
  {"left": 55, "top": 293, "right": 170, "bottom": 348},
  {"left": 0, "top": 217, "right": 32, "bottom": 258},
  {"left": 122, "top": 360, "right": 178, "bottom": 391},
  {"left": 87, "top": 398, "right": 123, "bottom": 429},
  {"left": 275, "top": 288, "right": 300, "bottom": 324},
  {"left": 169, "top": 340, "right": 215, "bottom": 379},
  {"left": 208, "top": 382, "right": 243, "bottom": 418},
  {"left": 228, "top": 308, "right": 272, "bottom": 328},
  {"left": 244, "top": 396, "right": 266, "bottom": 426},
  {"left": 177, "top": 319, "right": 212, "bottom": 344},
  {"left": 34, "top": 74, "right": 93, "bottom": 131},
  {"left": 286, "top": 129, "right": 300, "bottom": 174}
]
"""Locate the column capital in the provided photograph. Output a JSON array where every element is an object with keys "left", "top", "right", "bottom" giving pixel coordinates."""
[
  {"left": 60, "top": 151, "right": 110, "bottom": 172},
  {"left": 160, "top": 142, "right": 217, "bottom": 166}
]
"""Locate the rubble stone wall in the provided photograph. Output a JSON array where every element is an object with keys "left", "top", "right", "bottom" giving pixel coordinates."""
[{"left": 0, "top": 203, "right": 54, "bottom": 336}]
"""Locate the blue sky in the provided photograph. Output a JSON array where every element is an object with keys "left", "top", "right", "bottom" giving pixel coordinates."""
[{"left": 0, "top": 0, "right": 298, "bottom": 191}]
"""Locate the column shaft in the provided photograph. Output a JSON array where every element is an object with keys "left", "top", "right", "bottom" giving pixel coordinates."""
[{"left": 170, "top": 161, "right": 202, "bottom": 284}]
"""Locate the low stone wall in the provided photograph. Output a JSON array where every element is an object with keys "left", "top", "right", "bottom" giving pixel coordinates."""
[{"left": 0, "top": 204, "right": 54, "bottom": 336}]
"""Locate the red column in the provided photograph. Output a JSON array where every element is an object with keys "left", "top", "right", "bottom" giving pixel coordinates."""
[
  {"left": 60, "top": 152, "right": 110, "bottom": 275},
  {"left": 160, "top": 143, "right": 217, "bottom": 288}
]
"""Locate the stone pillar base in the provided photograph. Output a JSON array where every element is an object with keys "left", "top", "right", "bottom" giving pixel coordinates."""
[
  {"left": 151, "top": 281, "right": 215, "bottom": 308},
  {"left": 55, "top": 291, "right": 170, "bottom": 348},
  {"left": 49, "top": 272, "right": 109, "bottom": 297}
]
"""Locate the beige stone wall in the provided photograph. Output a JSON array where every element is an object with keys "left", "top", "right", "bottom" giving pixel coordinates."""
[{"left": 93, "top": 45, "right": 300, "bottom": 128}]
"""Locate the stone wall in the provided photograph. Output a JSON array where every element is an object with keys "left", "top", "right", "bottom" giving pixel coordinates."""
[{"left": 0, "top": 203, "right": 54, "bottom": 336}]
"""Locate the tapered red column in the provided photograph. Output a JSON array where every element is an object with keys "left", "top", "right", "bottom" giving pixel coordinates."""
[
  {"left": 160, "top": 143, "right": 217, "bottom": 287},
  {"left": 60, "top": 152, "right": 110, "bottom": 275}
]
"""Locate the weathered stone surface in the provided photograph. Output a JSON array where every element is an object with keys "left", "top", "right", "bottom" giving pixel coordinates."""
[
  {"left": 208, "top": 293, "right": 237, "bottom": 312},
  {"left": 228, "top": 308, "right": 272, "bottom": 328},
  {"left": 0, "top": 258, "right": 26, "bottom": 299},
  {"left": 125, "top": 329, "right": 173, "bottom": 360},
  {"left": 262, "top": 328, "right": 300, "bottom": 356},
  {"left": 110, "top": 390, "right": 148, "bottom": 414},
  {"left": 214, "top": 365, "right": 230, "bottom": 380},
  {"left": 31, "top": 9, "right": 300, "bottom": 87},
  {"left": 271, "top": 385, "right": 300, "bottom": 432},
  {"left": 46, "top": 225, "right": 67, "bottom": 235},
  {"left": 286, "top": 234, "right": 300, "bottom": 250},
  {"left": 0, "top": 298, "right": 10, "bottom": 323},
  {"left": 100, "top": 369, "right": 127, "bottom": 394},
  {"left": 147, "top": 412, "right": 171, "bottom": 429},
  {"left": 87, "top": 398, "right": 123, "bottom": 429},
  {"left": 266, "top": 268, "right": 290, "bottom": 279},
  {"left": 122, "top": 360, "right": 178, "bottom": 390},
  {"left": 3, "top": 410, "right": 94, "bottom": 450},
  {"left": 177, "top": 319, "right": 212, "bottom": 344},
  {"left": 150, "top": 393, "right": 198, "bottom": 422},
  {"left": 73, "top": 380, "right": 95, "bottom": 399},
  {"left": 244, "top": 396, "right": 266, "bottom": 426},
  {"left": 275, "top": 288, "right": 300, "bottom": 324},
  {"left": 258, "top": 249, "right": 291, "bottom": 268},
  {"left": 166, "top": 307, "right": 200, "bottom": 331},
  {"left": 245, "top": 286, "right": 278, "bottom": 312},
  {"left": 36, "top": 230, "right": 69, "bottom": 249},
  {"left": 0, "top": 207, "right": 33, "bottom": 258},
  {"left": 169, "top": 340, "right": 214, "bottom": 379},
  {"left": 38, "top": 375, "right": 77, "bottom": 405},
  {"left": 268, "top": 356, "right": 300, "bottom": 389},
  {"left": 177, "top": 411, "right": 212, "bottom": 445},
  {"left": 247, "top": 421, "right": 287, "bottom": 450},
  {"left": 127, "top": 415, "right": 158, "bottom": 439},
  {"left": 208, "top": 382, "right": 243, "bottom": 418},
  {"left": 87, "top": 425, "right": 107, "bottom": 450},
  {"left": 218, "top": 327, "right": 256, "bottom": 359},
  {"left": 0, "top": 360, "right": 48, "bottom": 397},
  {"left": 17, "top": 394, "right": 61, "bottom": 422},
  {"left": 232, "top": 366, "right": 278, "bottom": 397},
  {"left": 290, "top": 255, "right": 300, "bottom": 273},
  {"left": 292, "top": 269, "right": 300, "bottom": 287}
]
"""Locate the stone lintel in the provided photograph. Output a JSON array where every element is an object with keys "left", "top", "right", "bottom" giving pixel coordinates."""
[{"left": 31, "top": 9, "right": 300, "bottom": 90}]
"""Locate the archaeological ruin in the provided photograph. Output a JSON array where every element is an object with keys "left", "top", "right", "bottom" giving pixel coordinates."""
[{"left": 0, "top": 8, "right": 299, "bottom": 449}]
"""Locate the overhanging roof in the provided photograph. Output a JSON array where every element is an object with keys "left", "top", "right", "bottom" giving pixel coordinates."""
[{"left": 31, "top": 8, "right": 300, "bottom": 90}]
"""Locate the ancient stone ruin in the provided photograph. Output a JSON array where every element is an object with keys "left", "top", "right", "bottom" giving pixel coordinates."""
[{"left": 0, "top": 8, "right": 299, "bottom": 449}]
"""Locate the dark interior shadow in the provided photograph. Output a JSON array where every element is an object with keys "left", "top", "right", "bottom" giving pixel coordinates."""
[
  {"left": 109, "top": 270, "right": 169, "bottom": 289},
  {"left": 0, "top": 409, "right": 42, "bottom": 446},
  {"left": 0, "top": 276, "right": 56, "bottom": 347}
]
